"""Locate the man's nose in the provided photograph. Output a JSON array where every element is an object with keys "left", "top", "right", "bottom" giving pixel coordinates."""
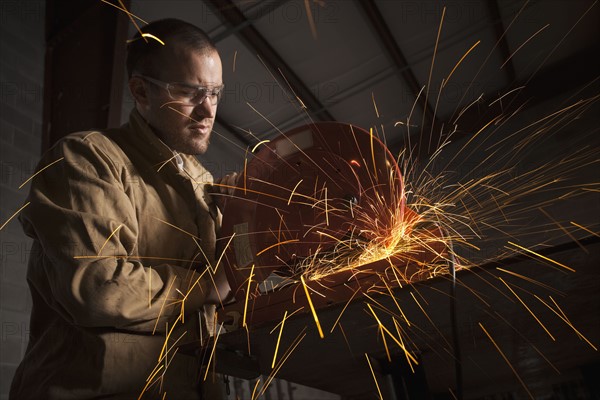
[{"left": 193, "top": 98, "right": 216, "bottom": 119}]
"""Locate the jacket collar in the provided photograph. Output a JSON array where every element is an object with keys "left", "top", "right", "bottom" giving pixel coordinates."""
[{"left": 127, "top": 108, "right": 214, "bottom": 184}]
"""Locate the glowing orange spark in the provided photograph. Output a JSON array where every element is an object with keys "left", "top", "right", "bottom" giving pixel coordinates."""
[
  {"left": 498, "top": 277, "right": 555, "bottom": 340},
  {"left": 325, "top": 187, "right": 329, "bottom": 226},
  {"left": 256, "top": 239, "right": 300, "bottom": 257},
  {"left": 257, "top": 329, "right": 307, "bottom": 398},
  {"left": 496, "top": 267, "right": 565, "bottom": 296},
  {"left": 379, "top": 326, "right": 392, "bottom": 362},
  {"left": 301, "top": 275, "right": 325, "bottom": 338},
  {"left": 365, "top": 353, "right": 383, "bottom": 400},
  {"left": 18, "top": 157, "right": 64, "bottom": 189},
  {"left": 570, "top": 221, "right": 599, "bottom": 238},
  {"left": 242, "top": 265, "right": 255, "bottom": 328},
  {"left": 443, "top": 40, "right": 481, "bottom": 88},
  {"left": 203, "top": 324, "right": 223, "bottom": 381},
  {"left": 382, "top": 277, "right": 411, "bottom": 326},
  {"left": 139, "top": 33, "right": 165, "bottom": 45},
  {"left": 137, "top": 364, "right": 164, "bottom": 400},
  {"left": 421, "top": 5, "right": 446, "bottom": 134},
  {"left": 0, "top": 202, "right": 30, "bottom": 231},
  {"left": 330, "top": 288, "right": 359, "bottom": 333},
  {"left": 251, "top": 378, "right": 261, "bottom": 400},
  {"left": 288, "top": 179, "right": 304, "bottom": 205},
  {"left": 97, "top": 224, "right": 123, "bottom": 256},
  {"left": 410, "top": 292, "right": 452, "bottom": 348},
  {"left": 100, "top": 0, "right": 147, "bottom": 24},
  {"left": 500, "top": 24, "right": 549, "bottom": 69},
  {"left": 159, "top": 315, "right": 182, "bottom": 362},
  {"left": 156, "top": 154, "right": 181, "bottom": 172},
  {"left": 372, "top": 92, "right": 380, "bottom": 118},
  {"left": 152, "top": 216, "right": 200, "bottom": 239},
  {"left": 536, "top": 295, "right": 598, "bottom": 350},
  {"left": 369, "top": 128, "right": 377, "bottom": 180},
  {"left": 251, "top": 139, "right": 270, "bottom": 153},
  {"left": 152, "top": 279, "right": 176, "bottom": 334},
  {"left": 539, "top": 208, "right": 588, "bottom": 253},
  {"left": 367, "top": 304, "right": 418, "bottom": 365},
  {"left": 507, "top": 241, "right": 576, "bottom": 272},
  {"left": 271, "top": 310, "right": 288, "bottom": 368},
  {"left": 148, "top": 266, "right": 152, "bottom": 309},
  {"left": 393, "top": 318, "right": 415, "bottom": 373},
  {"left": 243, "top": 157, "right": 248, "bottom": 195},
  {"left": 480, "top": 322, "right": 534, "bottom": 399}
]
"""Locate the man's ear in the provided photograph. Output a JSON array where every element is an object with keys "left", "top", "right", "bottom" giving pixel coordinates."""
[{"left": 129, "top": 76, "right": 149, "bottom": 107}]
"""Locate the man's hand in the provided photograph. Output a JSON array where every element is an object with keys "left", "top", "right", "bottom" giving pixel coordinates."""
[
  {"left": 209, "top": 172, "right": 239, "bottom": 210},
  {"left": 213, "top": 172, "right": 239, "bottom": 196}
]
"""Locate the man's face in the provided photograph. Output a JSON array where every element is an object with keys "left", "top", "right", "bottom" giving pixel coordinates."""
[{"left": 133, "top": 45, "right": 223, "bottom": 155}]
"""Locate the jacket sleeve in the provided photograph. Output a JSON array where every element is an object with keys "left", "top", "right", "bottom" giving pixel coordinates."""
[{"left": 20, "top": 134, "right": 208, "bottom": 333}]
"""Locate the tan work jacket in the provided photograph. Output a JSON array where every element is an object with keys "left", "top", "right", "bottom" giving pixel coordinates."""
[{"left": 10, "top": 109, "right": 221, "bottom": 399}]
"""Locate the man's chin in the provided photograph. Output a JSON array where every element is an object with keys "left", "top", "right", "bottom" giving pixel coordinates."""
[{"left": 175, "top": 140, "right": 209, "bottom": 155}]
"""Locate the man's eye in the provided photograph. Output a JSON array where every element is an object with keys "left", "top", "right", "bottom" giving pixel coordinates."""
[{"left": 171, "top": 87, "right": 197, "bottom": 98}]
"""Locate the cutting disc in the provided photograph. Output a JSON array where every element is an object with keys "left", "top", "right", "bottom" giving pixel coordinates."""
[{"left": 218, "top": 122, "right": 406, "bottom": 298}]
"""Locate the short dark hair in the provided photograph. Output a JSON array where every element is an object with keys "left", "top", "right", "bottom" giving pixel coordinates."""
[{"left": 126, "top": 18, "right": 217, "bottom": 78}]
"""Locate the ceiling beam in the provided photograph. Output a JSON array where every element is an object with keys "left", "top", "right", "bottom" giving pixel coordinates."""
[
  {"left": 211, "top": 0, "right": 292, "bottom": 43},
  {"left": 357, "top": 0, "right": 440, "bottom": 128},
  {"left": 485, "top": 0, "right": 517, "bottom": 84},
  {"left": 206, "top": 0, "right": 335, "bottom": 121}
]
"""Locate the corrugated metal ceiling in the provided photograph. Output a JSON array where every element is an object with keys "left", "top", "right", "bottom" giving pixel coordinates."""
[{"left": 126, "top": 0, "right": 599, "bottom": 166}]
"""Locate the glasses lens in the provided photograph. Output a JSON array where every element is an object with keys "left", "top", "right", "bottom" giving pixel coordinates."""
[{"left": 168, "top": 84, "right": 223, "bottom": 105}]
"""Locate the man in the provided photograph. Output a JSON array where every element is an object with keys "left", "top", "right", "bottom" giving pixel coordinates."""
[{"left": 10, "top": 19, "right": 234, "bottom": 399}]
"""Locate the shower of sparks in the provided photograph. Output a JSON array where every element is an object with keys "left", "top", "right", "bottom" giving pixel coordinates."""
[
  {"left": 22, "top": 2, "right": 597, "bottom": 398},
  {"left": 205, "top": 65, "right": 598, "bottom": 395}
]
